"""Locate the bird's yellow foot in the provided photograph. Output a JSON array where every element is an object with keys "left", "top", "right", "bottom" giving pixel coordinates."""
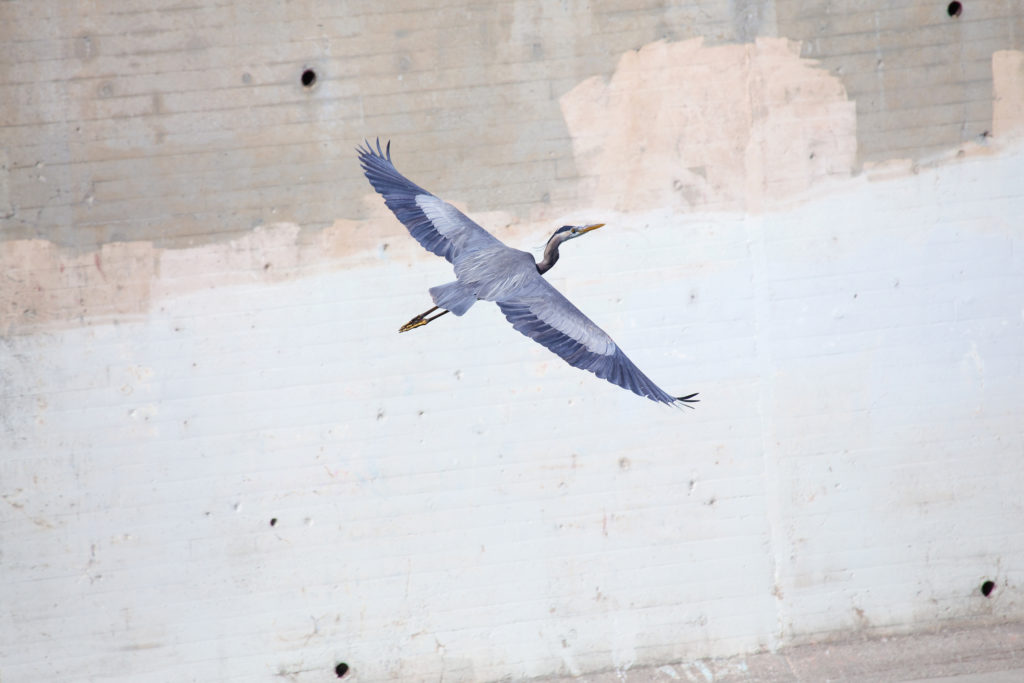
[
  {"left": 399, "top": 306, "right": 448, "bottom": 332},
  {"left": 399, "top": 316, "right": 429, "bottom": 333}
]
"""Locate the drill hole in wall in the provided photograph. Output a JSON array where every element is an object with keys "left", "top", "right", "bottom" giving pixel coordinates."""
[
  {"left": 335, "top": 662, "right": 350, "bottom": 678},
  {"left": 947, "top": 1, "right": 962, "bottom": 17},
  {"left": 981, "top": 580, "right": 995, "bottom": 597},
  {"left": 301, "top": 68, "right": 317, "bottom": 88}
]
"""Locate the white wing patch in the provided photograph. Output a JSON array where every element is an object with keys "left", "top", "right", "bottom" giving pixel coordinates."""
[
  {"left": 508, "top": 278, "right": 617, "bottom": 356},
  {"left": 416, "top": 195, "right": 464, "bottom": 237},
  {"left": 535, "top": 297, "right": 617, "bottom": 356}
]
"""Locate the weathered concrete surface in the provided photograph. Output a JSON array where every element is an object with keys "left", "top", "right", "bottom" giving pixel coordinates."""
[
  {"left": 1, "top": 1, "right": 1021, "bottom": 248},
  {"left": 540, "top": 621, "right": 1024, "bottom": 682},
  {"left": 774, "top": 0, "right": 1024, "bottom": 165},
  {"left": 2, "top": 3, "right": 1024, "bottom": 682},
  {"left": 6, "top": 36, "right": 1024, "bottom": 337}
]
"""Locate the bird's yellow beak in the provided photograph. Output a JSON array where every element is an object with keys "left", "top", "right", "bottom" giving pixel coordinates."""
[{"left": 579, "top": 223, "right": 605, "bottom": 234}]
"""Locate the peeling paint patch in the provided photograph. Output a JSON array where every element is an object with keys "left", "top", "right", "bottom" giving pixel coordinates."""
[{"left": 560, "top": 38, "right": 857, "bottom": 212}]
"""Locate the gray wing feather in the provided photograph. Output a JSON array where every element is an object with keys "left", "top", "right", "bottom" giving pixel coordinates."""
[
  {"left": 496, "top": 277, "right": 687, "bottom": 405},
  {"left": 357, "top": 139, "right": 503, "bottom": 262}
]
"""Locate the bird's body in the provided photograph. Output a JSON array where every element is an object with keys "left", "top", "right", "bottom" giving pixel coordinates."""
[
  {"left": 453, "top": 245, "right": 538, "bottom": 303},
  {"left": 358, "top": 139, "right": 698, "bottom": 408}
]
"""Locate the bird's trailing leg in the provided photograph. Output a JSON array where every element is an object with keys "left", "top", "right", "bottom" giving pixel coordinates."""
[{"left": 399, "top": 306, "right": 450, "bottom": 332}]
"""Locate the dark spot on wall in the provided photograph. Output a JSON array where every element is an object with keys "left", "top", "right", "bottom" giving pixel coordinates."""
[
  {"left": 947, "top": 1, "right": 962, "bottom": 18},
  {"left": 981, "top": 579, "right": 995, "bottom": 597},
  {"left": 269, "top": 517, "right": 278, "bottom": 527},
  {"left": 301, "top": 69, "right": 317, "bottom": 87},
  {"left": 335, "top": 662, "right": 350, "bottom": 678}
]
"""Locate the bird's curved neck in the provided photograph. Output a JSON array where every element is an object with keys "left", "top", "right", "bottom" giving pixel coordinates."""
[{"left": 536, "top": 239, "right": 561, "bottom": 275}]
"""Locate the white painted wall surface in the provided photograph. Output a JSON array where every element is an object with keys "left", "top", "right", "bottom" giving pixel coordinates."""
[{"left": 3, "top": 144, "right": 1023, "bottom": 681}]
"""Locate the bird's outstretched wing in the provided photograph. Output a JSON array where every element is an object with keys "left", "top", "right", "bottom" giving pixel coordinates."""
[
  {"left": 357, "top": 139, "right": 504, "bottom": 262},
  {"left": 497, "top": 277, "right": 699, "bottom": 407}
]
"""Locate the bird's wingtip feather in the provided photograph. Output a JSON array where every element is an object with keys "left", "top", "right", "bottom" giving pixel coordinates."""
[{"left": 673, "top": 392, "right": 700, "bottom": 409}]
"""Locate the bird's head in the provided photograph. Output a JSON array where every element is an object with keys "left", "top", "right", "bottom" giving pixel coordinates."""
[
  {"left": 537, "top": 223, "right": 605, "bottom": 274},
  {"left": 549, "top": 223, "right": 605, "bottom": 245}
]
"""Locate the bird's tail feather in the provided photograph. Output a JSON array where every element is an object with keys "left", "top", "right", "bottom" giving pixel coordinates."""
[{"left": 429, "top": 281, "right": 477, "bottom": 316}]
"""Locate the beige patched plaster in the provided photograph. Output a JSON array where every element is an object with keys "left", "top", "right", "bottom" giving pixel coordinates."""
[
  {"left": 560, "top": 37, "right": 857, "bottom": 213},
  {"left": 0, "top": 199, "right": 517, "bottom": 336}
]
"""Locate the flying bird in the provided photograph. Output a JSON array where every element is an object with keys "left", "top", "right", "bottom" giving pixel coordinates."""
[{"left": 358, "top": 139, "right": 698, "bottom": 408}]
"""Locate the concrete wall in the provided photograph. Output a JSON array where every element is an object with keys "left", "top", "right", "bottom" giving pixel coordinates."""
[{"left": 2, "top": 2, "right": 1023, "bottom": 682}]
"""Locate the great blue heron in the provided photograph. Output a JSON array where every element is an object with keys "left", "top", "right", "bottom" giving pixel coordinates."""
[{"left": 358, "top": 140, "right": 698, "bottom": 408}]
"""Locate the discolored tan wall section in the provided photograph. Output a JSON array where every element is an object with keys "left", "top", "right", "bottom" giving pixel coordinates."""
[{"left": 560, "top": 37, "right": 857, "bottom": 213}]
